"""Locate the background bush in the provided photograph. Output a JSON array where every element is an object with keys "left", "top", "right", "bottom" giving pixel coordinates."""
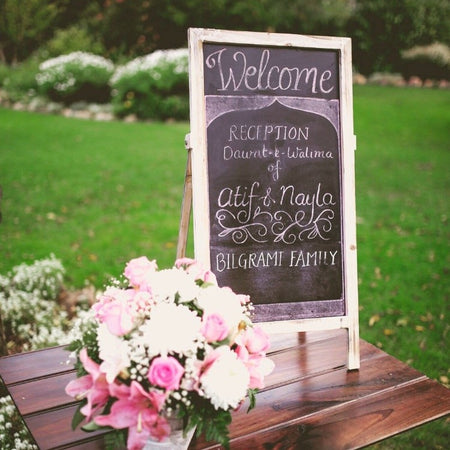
[
  {"left": 0, "top": 256, "right": 70, "bottom": 354},
  {"left": 1, "top": 0, "right": 449, "bottom": 77},
  {"left": 0, "top": 59, "right": 40, "bottom": 102},
  {"left": 0, "top": 395, "right": 38, "bottom": 450},
  {"left": 343, "top": 0, "right": 449, "bottom": 75},
  {"left": 36, "top": 51, "right": 114, "bottom": 104},
  {"left": 401, "top": 42, "right": 450, "bottom": 81},
  {"left": 111, "top": 48, "right": 189, "bottom": 120},
  {"left": 37, "top": 25, "right": 106, "bottom": 61}
]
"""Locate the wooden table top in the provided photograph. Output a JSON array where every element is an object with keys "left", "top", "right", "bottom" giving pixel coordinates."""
[{"left": 1, "top": 329, "right": 449, "bottom": 449}]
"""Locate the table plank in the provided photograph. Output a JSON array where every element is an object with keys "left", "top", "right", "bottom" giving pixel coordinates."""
[
  {"left": 25, "top": 404, "right": 110, "bottom": 450},
  {"left": 1, "top": 332, "right": 449, "bottom": 450},
  {"left": 8, "top": 372, "right": 77, "bottom": 415},
  {"left": 192, "top": 347, "right": 432, "bottom": 448},
  {"left": 0, "top": 345, "right": 74, "bottom": 385},
  {"left": 5, "top": 330, "right": 349, "bottom": 417},
  {"left": 64, "top": 440, "right": 106, "bottom": 450},
  {"left": 220, "top": 378, "right": 450, "bottom": 449},
  {"left": 17, "top": 333, "right": 348, "bottom": 448}
]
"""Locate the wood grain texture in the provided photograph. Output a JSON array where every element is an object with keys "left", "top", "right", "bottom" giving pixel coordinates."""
[
  {"left": 0, "top": 345, "right": 73, "bottom": 384},
  {"left": 1, "top": 331, "right": 448, "bottom": 450}
]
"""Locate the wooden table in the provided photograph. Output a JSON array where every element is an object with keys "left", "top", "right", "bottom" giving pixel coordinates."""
[{"left": 1, "top": 329, "right": 449, "bottom": 449}]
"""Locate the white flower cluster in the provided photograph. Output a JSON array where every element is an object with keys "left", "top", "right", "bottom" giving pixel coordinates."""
[
  {"left": 39, "top": 52, "right": 114, "bottom": 72},
  {"left": 200, "top": 346, "right": 250, "bottom": 410},
  {"left": 36, "top": 51, "right": 114, "bottom": 92},
  {"left": 66, "top": 257, "right": 274, "bottom": 447},
  {"left": 0, "top": 395, "right": 38, "bottom": 450},
  {"left": 65, "top": 307, "right": 96, "bottom": 344},
  {"left": 0, "top": 256, "right": 70, "bottom": 351},
  {"left": 110, "top": 48, "right": 188, "bottom": 85},
  {"left": 402, "top": 42, "right": 450, "bottom": 66},
  {"left": 8, "top": 254, "right": 64, "bottom": 299}
]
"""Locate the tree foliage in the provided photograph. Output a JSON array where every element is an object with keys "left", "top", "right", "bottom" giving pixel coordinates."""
[
  {"left": 0, "top": 0, "right": 448, "bottom": 75},
  {"left": 0, "top": 0, "right": 59, "bottom": 64},
  {"left": 349, "top": 0, "right": 450, "bottom": 74}
]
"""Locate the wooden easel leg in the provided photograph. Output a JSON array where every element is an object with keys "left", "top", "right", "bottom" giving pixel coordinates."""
[
  {"left": 176, "top": 135, "right": 193, "bottom": 259},
  {"left": 347, "top": 323, "right": 360, "bottom": 370}
]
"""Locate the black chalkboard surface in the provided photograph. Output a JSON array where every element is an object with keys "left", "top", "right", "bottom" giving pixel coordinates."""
[
  {"left": 188, "top": 29, "right": 358, "bottom": 346},
  {"left": 203, "top": 43, "right": 344, "bottom": 320}
]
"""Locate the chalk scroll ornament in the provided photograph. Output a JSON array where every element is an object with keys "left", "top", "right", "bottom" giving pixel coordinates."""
[{"left": 216, "top": 206, "right": 335, "bottom": 245}]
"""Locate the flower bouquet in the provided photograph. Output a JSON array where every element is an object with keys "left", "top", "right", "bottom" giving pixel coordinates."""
[{"left": 65, "top": 257, "right": 274, "bottom": 450}]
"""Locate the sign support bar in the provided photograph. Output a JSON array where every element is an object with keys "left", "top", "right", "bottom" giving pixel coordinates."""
[{"left": 176, "top": 134, "right": 193, "bottom": 260}]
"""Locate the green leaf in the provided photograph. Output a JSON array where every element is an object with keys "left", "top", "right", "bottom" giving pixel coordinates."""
[
  {"left": 71, "top": 402, "right": 87, "bottom": 430},
  {"left": 104, "top": 430, "right": 126, "bottom": 450},
  {"left": 247, "top": 388, "right": 258, "bottom": 412},
  {"left": 81, "top": 420, "right": 102, "bottom": 432}
]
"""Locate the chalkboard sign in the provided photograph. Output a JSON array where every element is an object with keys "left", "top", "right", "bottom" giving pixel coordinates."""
[{"left": 187, "top": 29, "right": 359, "bottom": 368}]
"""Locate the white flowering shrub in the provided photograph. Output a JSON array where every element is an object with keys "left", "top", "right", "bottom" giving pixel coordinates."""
[
  {"left": 110, "top": 48, "right": 189, "bottom": 120},
  {"left": 36, "top": 52, "right": 114, "bottom": 104},
  {"left": 0, "top": 394, "right": 38, "bottom": 450},
  {"left": 0, "top": 256, "right": 85, "bottom": 449},
  {"left": 7, "top": 255, "right": 65, "bottom": 299},
  {"left": 0, "top": 255, "right": 71, "bottom": 353},
  {"left": 401, "top": 42, "right": 450, "bottom": 81}
]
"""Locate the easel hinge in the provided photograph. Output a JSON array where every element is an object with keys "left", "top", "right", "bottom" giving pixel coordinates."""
[{"left": 185, "top": 133, "right": 192, "bottom": 151}]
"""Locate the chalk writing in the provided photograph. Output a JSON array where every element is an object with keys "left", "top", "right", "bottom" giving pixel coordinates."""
[
  {"left": 228, "top": 124, "right": 309, "bottom": 141},
  {"left": 204, "top": 44, "right": 344, "bottom": 306},
  {"left": 215, "top": 182, "right": 336, "bottom": 244},
  {"left": 205, "top": 48, "right": 335, "bottom": 95},
  {"left": 214, "top": 249, "right": 339, "bottom": 272}
]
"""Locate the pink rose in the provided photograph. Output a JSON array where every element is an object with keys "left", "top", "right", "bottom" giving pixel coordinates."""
[
  {"left": 241, "top": 326, "right": 270, "bottom": 354},
  {"left": 201, "top": 313, "right": 229, "bottom": 342},
  {"left": 124, "top": 256, "right": 157, "bottom": 289},
  {"left": 234, "top": 345, "right": 274, "bottom": 389},
  {"left": 94, "top": 288, "right": 135, "bottom": 336},
  {"left": 175, "top": 257, "right": 217, "bottom": 284},
  {"left": 148, "top": 356, "right": 184, "bottom": 391}
]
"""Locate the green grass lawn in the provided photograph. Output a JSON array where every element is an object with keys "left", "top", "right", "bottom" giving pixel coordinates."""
[
  {"left": 352, "top": 85, "right": 449, "bottom": 448},
  {"left": 0, "top": 112, "right": 191, "bottom": 286},
  {"left": 0, "top": 85, "right": 449, "bottom": 447}
]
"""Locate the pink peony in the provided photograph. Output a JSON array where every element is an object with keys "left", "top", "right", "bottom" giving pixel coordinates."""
[
  {"left": 94, "top": 289, "right": 135, "bottom": 336},
  {"left": 65, "top": 348, "right": 110, "bottom": 421},
  {"left": 240, "top": 326, "right": 270, "bottom": 354},
  {"left": 148, "top": 356, "right": 185, "bottom": 391},
  {"left": 201, "top": 313, "right": 229, "bottom": 342},
  {"left": 124, "top": 256, "right": 158, "bottom": 289}
]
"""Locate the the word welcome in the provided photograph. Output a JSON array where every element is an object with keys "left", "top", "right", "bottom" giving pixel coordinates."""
[{"left": 205, "top": 48, "right": 335, "bottom": 95}]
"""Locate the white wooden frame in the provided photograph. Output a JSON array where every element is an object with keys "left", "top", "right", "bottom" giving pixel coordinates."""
[{"left": 186, "top": 28, "right": 359, "bottom": 369}]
